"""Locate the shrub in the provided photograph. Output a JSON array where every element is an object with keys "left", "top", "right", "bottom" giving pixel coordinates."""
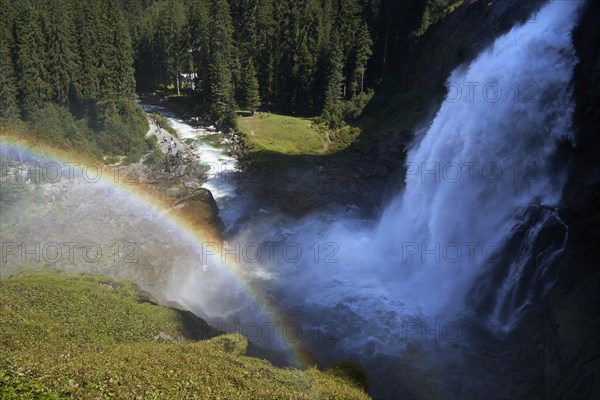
[
  {"left": 26, "top": 104, "right": 98, "bottom": 153},
  {"left": 145, "top": 134, "right": 158, "bottom": 150},
  {"left": 319, "top": 90, "right": 374, "bottom": 129},
  {"left": 327, "top": 360, "right": 370, "bottom": 392},
  {"left": 96, "top": 99, "right": 148, "bottom": 161},
  {"left": 143, "top": 146, "right": 165, "bottom": 165}
]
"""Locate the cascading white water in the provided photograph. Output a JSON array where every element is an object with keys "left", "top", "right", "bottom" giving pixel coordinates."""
[
  {"left": 368, "top": 0, "right": 582, "bottom": 317},
  {"left": 248, "top": 0, "right": 583, "bottom": 353},
  {"left": 171, "top": 0, "right": 584, "bottom": 359},
  {"left": 140, "top": 103, "right": 252, "bottom": 229}
]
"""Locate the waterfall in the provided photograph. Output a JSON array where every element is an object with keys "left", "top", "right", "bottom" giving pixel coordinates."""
[
  {"left": 369, "top": 0, "right": 582, "bottom": 319},
  {"left": 259, "top": 0, "right": 584, "bottom": 354},
  {"left": 172, "top": 0, "right": 584, "bottom": 361}
]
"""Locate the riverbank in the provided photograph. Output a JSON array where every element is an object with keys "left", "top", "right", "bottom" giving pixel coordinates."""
[
  {"left": 138, "top": 93, "right": 396, "bottom": 217},
  {"left": 106, "top": 112, "right": 225, "bottom": 240}
]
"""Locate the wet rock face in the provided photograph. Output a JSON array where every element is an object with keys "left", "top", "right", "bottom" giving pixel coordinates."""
[
  {"left": 407, "top": 0, "right": 545, "bottom": 93},
  {"left": 538, "top": 3, "right": 600, "bottom": 398},
  {"left": 565, "top": 0, "right": 600, "bottom": 211},
  {"left": 464, "top": 3, "right": 600, "bottom": 399},
  {"left": 340, "top": 2, "right": 599, "bottom": 399}
]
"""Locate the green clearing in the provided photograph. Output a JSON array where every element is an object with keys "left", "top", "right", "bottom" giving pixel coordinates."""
[
  {"left": 238, "top": 113, "right": 328, "bottom": 155},
  {"left": 0, "top": 271, "right": 371, "bottom": 400}
]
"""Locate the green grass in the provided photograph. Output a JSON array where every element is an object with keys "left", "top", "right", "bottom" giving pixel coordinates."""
[
  {"left": 0, "top": 271, "right": 371, "bottom": 400},
  {"left": 238, "top": 113, "right": 328, "bottom": 156}
]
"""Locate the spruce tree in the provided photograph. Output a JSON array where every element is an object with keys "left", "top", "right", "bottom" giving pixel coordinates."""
[
  {"left": 0, "top": 40, "right": 19, "bottom": 123},
  {"left": 0, "top": 0, "right": 19, "bottom": 122},
  {"left": 322, "top": 34, "right": 344, "bottom": 116},
  {"left": 256, "top": 0, "right": 276, "bottom": 104},
  {"left": 43, "top": 0, "right": 81, "bottom": 104},
  {"left": 96, "top": 0, "right": 136, "bottom": 101},
  {"left": 14, "top": 0, "right": 51, "bottom": 116},
  {"left": 294, "top": 0, "right": 323, "bottom": 113},
  {"left": 187, "top": 0, "right": 211, "bottom": 96},
  {"left": 161, "top": 0, "right": 188, "bottom": 95},
  {"left": 208, "top": 0, "right": 236, "bottom": 124},
  {"left": 232, "top": 0, "right": 258, "bottom": 105},
  {"left": 351, "top": 22, "right": 373, "bottom": 95},
  {"left": 209, "top": 52, "right": 236, "bottom": 123},
  {"left": 240, "top": 61, "right": 260, "bottom": 114},
  {"left": 73, "top": 0, "right": 101, "bottom": 102}
]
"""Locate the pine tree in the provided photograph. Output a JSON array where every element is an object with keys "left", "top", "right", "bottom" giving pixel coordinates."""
[
  {"left": 0, "top": 0, "right": 19, "bottom": 122},
  {"left": 240, "top": 61, "right": 260, "bottom": 114},
  {"left": 14, "top": 0, "right": 51, "bottom": 116},
  {"left": 43, "top": 0, "right": 81, "bottom": 104},
  {"left": 322, "top": 34, "right": 344, "bottom": 115},
  {"left": 208, "top": 0, "right": 236, "bottom": 124},
  {"left": 351, "top": 22, "right": 373, "bottom": 95}
]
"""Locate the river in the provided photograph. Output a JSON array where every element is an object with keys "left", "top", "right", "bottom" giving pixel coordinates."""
[{"left": 141, "top": 102, "right": 255, "bottom": 234}]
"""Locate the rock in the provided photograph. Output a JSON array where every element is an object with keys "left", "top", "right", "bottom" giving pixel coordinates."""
[
  {"left": 276, "top": 190, "right": 319, "bottom": 217},
  {"left": 173, "top": 188, "right": 224, "bottom": 239},
  {"left": 153, "top": 331, "right": 176, "bottom": 342},
  {"left": 184, "top": 181, "right": 202, "bottom": 190},
  {"left": 165, "top": 187, "right": 181, "bottom": 197},
  {"left": 373, "top": 165, "right": 389, "bottom": 178}
]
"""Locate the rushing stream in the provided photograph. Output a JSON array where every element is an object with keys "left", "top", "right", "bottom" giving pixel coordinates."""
[{"left": 141, "top": 103, "right": 253, "bottom": 231}]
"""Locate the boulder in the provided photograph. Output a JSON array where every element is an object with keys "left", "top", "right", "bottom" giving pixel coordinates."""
[
  {"left": 183, "top": 181, "right": 202, "bottom": 190},
  {"left": 173, "top": 188, "right": 224, "bottom": 239}
]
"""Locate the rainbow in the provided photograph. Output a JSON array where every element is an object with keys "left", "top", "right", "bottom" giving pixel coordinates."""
[{"left": 0, "top": 129, "right": 314, "bottom": 368}]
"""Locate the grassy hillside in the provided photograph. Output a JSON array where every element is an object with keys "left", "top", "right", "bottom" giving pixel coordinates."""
[
  {"left": 238, "top": 113, "right": 327, "bottom": 156},
  {"left": 237, "top": 112, "right": 363, "bottom": 161},
  {"left": 0, "top": 272, "right": 371, "bottom": 400}
]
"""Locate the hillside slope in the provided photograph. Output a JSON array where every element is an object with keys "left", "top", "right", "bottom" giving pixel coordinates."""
[{"left": 0, "top": 272, "right": 370, "bottom": 400}]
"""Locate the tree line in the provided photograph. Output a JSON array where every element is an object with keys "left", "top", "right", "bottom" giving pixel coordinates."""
[
  {"left": 132, "top": 0, "right": 453, "bottom": 127},
  {"left": 131, "top": 0, "right": 377, "bottom": 127},
  {"left": 0, "top": 0, "right": 147, "bottom": 159},
  {"left": 1, "top": 0, "right": 455, "bottom": 157}
]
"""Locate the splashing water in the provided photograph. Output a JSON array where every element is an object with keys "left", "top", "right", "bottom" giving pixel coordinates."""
[
  {"left": 172, "top": 0, "right": 583, "bottom": 360},
  {"left": 260, "top": 0, "right": 580, "bottom": 350}
]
